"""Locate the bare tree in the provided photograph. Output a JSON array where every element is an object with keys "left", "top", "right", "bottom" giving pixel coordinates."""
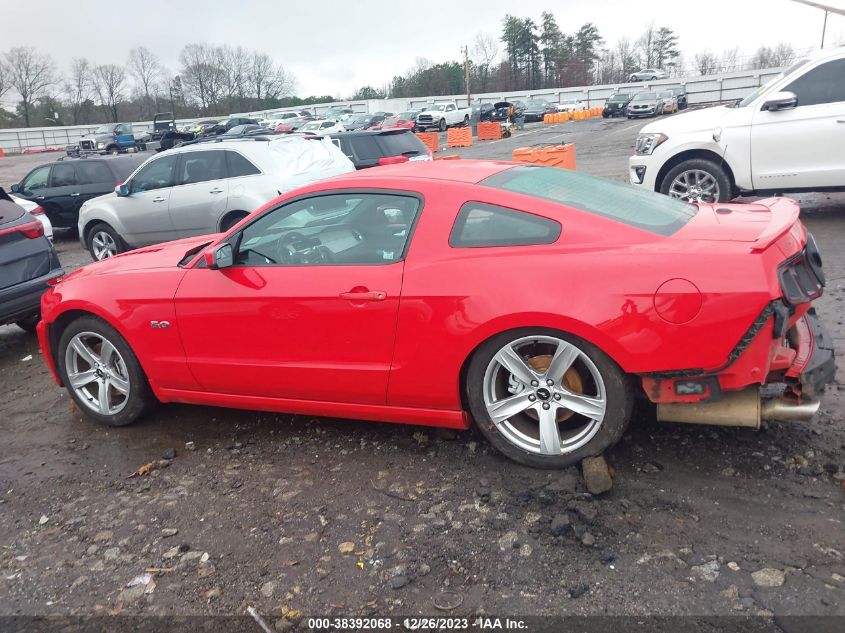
[
  {"left": 219, "top": 45, "right": 249, "bottom": 110},
  {"left": 92, "top": 64, "right": 127, "bottom": 122},
  {"left": 472, "top": 32, "right": 499, "bottom": 92},
  {"left": 0, "top": 59, "right": 9, "bottom": 101},
  {"left": 616, "top": 38, "right": 638, "bottom": 81},
  {"left": 3, "top": 47, "right": 56, "bottom": 127},
  {"left": 636, "top": 23, "right": 656, "bottom": 69},
  {"left": 63, "top": 58, "right": 92, "bottom": 124},
  {"left": 127, "top": 47, "right": 161, "bottom": 117},
  {"left": 695, "top": 51, "right": 719, "bottom": 76},
  {"left": 180, "top": 43, "right": 223, "bottom": 111},
  {"left": 722, "top": 47, "right": 739, "bottom": 73}
]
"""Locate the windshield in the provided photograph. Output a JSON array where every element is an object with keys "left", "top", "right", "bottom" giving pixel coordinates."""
[
  {"left": 632, "top": 93, "right": 656, "bottom": 101},
  {"left": 736, "top": 59, "right": 809, "bottom": 107},
  {"left": 396, "top": 112, "right": 416, "bottom": 119},
  {"left": 94, "top": 125, "right": 113, "bottom": 134},
  {"left": 609, "top": 95, "right": 628, "bottom": 103},
  {"left": 429, "top": 105, "right": 447, "bottom": 111},
  {"left": 482, "top": 166, "right": 696, "bottom": 237},
  {"left": 350, "top": 115, "right": 370, "bottom": 123},
  {"left": 658, "top": 92, "right": 673, "bottom": 98},
  {"left": 526, "top": 101, "right": 547, "bottom": 108},
  {"left": 302, "top": 122, "right": 322, "bottom": 130}
]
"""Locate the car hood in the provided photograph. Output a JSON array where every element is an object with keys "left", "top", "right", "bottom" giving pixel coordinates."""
[
  {"left": 639, "top": 105, "right": 731, "bottom": 134},
  {"left": 66, "top": 234, "right": 219, "bottom": 281}
]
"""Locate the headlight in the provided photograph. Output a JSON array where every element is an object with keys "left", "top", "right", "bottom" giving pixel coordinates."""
[
  {"left": 97, "top": 142, "right": 105, "bottom": 149},
  {"left": 635, "top": 133, "right": 668, "bottom": 155}
]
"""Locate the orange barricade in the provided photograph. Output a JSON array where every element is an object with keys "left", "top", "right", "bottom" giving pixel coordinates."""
[
  {"left": 446, "top": 126, "right": 472, "bottom": 148},
  {"left": 511, "top": 144, "right": 577, "bottom": 171},
  {"left": 543, "top": 114, "right": 552, "bottom": 124},
  {"left": 0, "top": 146, "right": 5, "bottom": 158},
  {"left": 415, "top": 132, "right": 439, "bottom": 154},
  {"left": 476, "top": 121, "right": 502, "bottom": 140},
  {"left": 435, "top": 154, "right": 461, "bottom": 160}
]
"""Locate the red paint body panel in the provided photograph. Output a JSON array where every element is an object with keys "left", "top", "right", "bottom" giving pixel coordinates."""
[{"left": 37, "top": 161, "right": 825, "bottom": 427}]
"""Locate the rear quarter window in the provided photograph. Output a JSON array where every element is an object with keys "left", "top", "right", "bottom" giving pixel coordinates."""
[
  {"left": 482, "top": 166, "right": 696, "bottom": 236},
  {"left": 450, "top": 202, "right": 561, "bottom": 247}
]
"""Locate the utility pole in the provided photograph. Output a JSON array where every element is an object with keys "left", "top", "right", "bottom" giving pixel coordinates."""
[
  {"left": 822, "top": 9, "right": 829, "bottom": 47},
  {"left": 461, "top": 45, "right": 472, "bottom": 105}
]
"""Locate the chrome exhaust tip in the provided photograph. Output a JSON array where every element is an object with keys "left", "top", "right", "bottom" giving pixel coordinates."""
[{"left": 761, "top": 396, "right": 821, "bottom": 423}]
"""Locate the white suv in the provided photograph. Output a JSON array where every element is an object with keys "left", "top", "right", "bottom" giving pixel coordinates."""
[
  {"left": 78, "top": 136, "right": 354, "bottom": 260},
  {"left": 629, "top": 46, "right": 845, "bottom": 203}
]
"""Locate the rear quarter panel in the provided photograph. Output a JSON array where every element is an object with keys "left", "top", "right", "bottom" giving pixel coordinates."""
[{"left": 386, "top": 181, "right": 772, "bottom": 410}]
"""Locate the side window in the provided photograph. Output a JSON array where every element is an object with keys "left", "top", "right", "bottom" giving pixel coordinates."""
[
  {"left": 235, "top": 193, "right": 420, "bottom": 266},
  {"left": 783, "top": 59, "right": 845, "bottom": 107},
  {"left": 446, "top": 104, "right": 456, "bottom": 111},
  {"left": 226, "top": 151, "right": 261, "bottom": 177},
  {"left": 130, "top": 155, "right": 177, "bottom": 193},
  {"left": 21, "top": 165, "right": 51, "bottom": 192},
  {"left": 450, "top": 202, "right": 561, "bottom": 248},
  {"left": 177, "top": 150, "right": 226, "bottom": 185},
  {"left": 76, "top": 161, "right": 114, "bottom": 185},
  {"left": 50, "top": 163, "right": 78, "bottom": 187}
]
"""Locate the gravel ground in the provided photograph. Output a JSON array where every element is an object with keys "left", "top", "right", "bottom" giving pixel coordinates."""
[{"left": 1, "top": 119, "right": 844, "bottom": 627}]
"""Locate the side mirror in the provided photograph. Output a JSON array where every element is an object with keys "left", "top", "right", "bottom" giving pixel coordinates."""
[
  {"left": 762, "top": 91, "right": 798, "bottom": 112},
  {"left": 10, "top": 183, "right": 20, "bottom": 193},
  {"left": 115, "top": 183, "right": 129, "bottom": 196},
  {"left": 204, "top": 243, "right": 234, "bottom": 270}
]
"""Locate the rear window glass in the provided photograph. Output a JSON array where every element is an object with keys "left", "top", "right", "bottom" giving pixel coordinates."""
[
  {"left": 482, "top": 166, "right": 696, "bottom": 236},
  {"left": 0, "top": 200, "right": 25, "bottom": 226},
  {"left": 77, "top": 161, "right": 115, "bottom": 185},
  {"left": 375, "top": 133, "right": 427, "bottom": 157}
]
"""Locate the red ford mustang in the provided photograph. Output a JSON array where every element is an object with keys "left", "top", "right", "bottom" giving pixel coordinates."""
[{"left": 37, "top": 161, "right": 834, "bottom": 468}]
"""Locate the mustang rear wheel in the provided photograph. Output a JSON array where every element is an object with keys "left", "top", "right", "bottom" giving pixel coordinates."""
[
  {"left": 466, "top": 329, "right": 632, "bottom": 469},
  {"left": 57, "top": 316, "right": 153, "bottom": 427}
]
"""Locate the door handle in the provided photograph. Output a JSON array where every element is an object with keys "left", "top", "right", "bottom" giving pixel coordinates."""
[
  {"left": 152, "top": 196, "right": 166, "bottom": 203},
  {"left": 70, "top": 193, "right": 80, "bottom": 197},
  {"left": 339, "top": 290, "right": 387, "bottom": 302},
  {"left": 837, "top": 119, "right": 845, "bottom": 123},
  {"left": 36, "top": 196, "right": 45, "bottom": 200},
  {"left": 209, "top": 188, "right": 224, "bottom": 194}
]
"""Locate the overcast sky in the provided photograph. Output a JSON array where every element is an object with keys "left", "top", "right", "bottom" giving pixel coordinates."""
[{"left": 1, "top": 0, "right": 844, "bottom": 102}]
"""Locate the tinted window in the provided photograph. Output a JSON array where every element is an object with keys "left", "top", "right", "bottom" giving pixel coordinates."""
[
  {"left": 22, "top": 166, "right": 50, "bottom": 191},
  {"left": 783, "top": 58, "right": 845, "bottom": 107},
  {"left": 450, "top": 202, "right": 561, "bottom": 248},
  {"left": 178, "top": 150, "right": 226, "bottom": 185},
  {"left": 226, "top": 151, "right": 260, "bottom": 177},
  {"left": 76, "top": 161, "right": 115, "bottom": 185},
  {"left": 482, "top": 166, "right": 695, "bottom": 236},
  {"left": 235, "top": 193, "right": 420, "bottom": 266},
  {"left": 130, "top": 155, "right": 177, "bottom": 193},
  {"left": 376, "top": 132, "right": 427, "bottom": 157},
  {"left": 51, "top": 163, "right": 77, "bottom": 187}
]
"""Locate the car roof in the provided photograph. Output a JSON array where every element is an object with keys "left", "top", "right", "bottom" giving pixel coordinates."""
[{"left": 330, "top": 159, "right": 515, "bottom": 184}]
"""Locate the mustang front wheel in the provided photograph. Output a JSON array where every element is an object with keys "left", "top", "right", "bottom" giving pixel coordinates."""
[
  {"left": 467, "top": 329, "right": 632, "bottom": 468},
  {"left": 57, "top": 316, "right": 154, "bottom": 426}
]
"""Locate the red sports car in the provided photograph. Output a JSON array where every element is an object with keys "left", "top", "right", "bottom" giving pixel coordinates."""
[
  {"left": 372, "top": 111, "right": 420, "bottom": 131},
  {"left": 37, "top": 161, "right": 834, "bottom": 468}
]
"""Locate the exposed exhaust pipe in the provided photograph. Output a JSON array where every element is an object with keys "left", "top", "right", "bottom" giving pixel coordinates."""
[{"left": 656, "top": 386, "right": 820, "bottom": 429}]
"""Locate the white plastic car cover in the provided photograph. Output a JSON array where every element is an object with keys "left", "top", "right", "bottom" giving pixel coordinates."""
[{"left": 266, "top": 136, "right": 355, "bottom": 192}]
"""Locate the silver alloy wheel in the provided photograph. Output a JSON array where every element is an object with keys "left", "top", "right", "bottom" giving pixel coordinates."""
[
  {"left": 668, "top": 169, "right": 721, "bottom": 203},
  {"left": 91, "top": 231, "right": 118, "bottom": 260},
  {"left": 64, "top": 331, "right": 130, "bottom": 416},
  {"left": 482, "top": 335, "right": 607, "bottom": 456}
]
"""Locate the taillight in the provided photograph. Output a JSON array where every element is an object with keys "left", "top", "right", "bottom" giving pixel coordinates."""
[
  {"left": 30, "top": 205, "right": 45, "bottom": 216},
  {"left": 0, "top": 220, "right": 44, "bottom": 239},
  {"left": 378, "top": 156, "right": 410, "bottom": 166}
]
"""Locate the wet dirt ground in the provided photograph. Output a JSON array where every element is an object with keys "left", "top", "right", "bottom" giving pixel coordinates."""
[{"left": 1, "top": 119, "right": 843, "bottom": 627}]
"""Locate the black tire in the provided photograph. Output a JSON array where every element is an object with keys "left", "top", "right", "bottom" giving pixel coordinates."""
[
  {"left": 106, "top": 145, "right": 120, "bottom": 155},
  {"left": 16, "top": 315, "right": 39, "bottom": 333},
  {"left": 659, "top": 158, "right": 733, "bottom": 203},
  {"left": 56, "top": 315, "right": 154, "bottom": 427},
  {"left": 463, "top": 115, "right": 469, "bottom": 127},
  {"left": 220, "top": 212, "right": 247, "bottom": 232},
  {"left": 438, "top": 118, "right": 446, "bottom": 132},
  {"left": 465, "top": 328, "right": 633, "bottom": 469},
  {"left": 86, "top": 222, "right": 125, "bottom": 261}
]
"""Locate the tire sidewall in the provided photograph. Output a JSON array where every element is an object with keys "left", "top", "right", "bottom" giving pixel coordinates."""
[
  {"left": 465, "top": 328, "right": 632, "bottom": 469},
  {"left": 57, "top": 315, "right": 151, "bottom": 427},
  {"left": 660, "top": 158, "right": 732, "bottom": 203},
  {"left": 87, "top": 223, "right": 123, "bottom": 260}
]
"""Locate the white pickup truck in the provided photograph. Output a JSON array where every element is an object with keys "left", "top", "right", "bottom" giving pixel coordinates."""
[
  {"left": 416, "top": 102, "right": 472, "bottom": 132},
  {"left": 629, "top": 46, "right": 845, "bottom": 203}
]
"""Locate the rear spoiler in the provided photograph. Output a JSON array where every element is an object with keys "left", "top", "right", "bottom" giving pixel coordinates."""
[{"left": 750, "top": 197, "right": 803, "bottom": 252}]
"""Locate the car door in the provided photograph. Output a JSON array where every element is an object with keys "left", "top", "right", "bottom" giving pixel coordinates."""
[
  {"left": 750, "top": 57, "right": 845, "bottom": 191},
  {"left": 14, "top": 164, "right": 51, "bottom": 206},
  {"left": 116, "top": 153, "right": 178, "bottom": 246},
  {"left": 174, "top": 191, "right": 421, "bottom": 404},
  {"left": 44, "top": 162, "right": 83, "bottom": 225},
  {"left": 115, "top": 124, "right": 134, "bottom": 149},
  {"left": 167, "top": 150, "right": 229, "bottom": 237},
  {"left": 75, "top": 160, "right": 120, "bottom": 204}
]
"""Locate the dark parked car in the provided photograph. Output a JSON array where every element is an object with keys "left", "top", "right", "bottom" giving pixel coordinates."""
[
  {"left": 204, "top": 117, "right": 260, "bottom": 136},
  {"left": 471, "top": 102, "right": 495, "bottom": 122},
  {"left": 344, "top": 114, "right": 387, "bottom": 131},
  {"left": 602, "top": 93, "right": 632, "bottom": 118},
  {"left": 0, "top": 187, "right": 63, "bottom": 332},
  {"left": 522, "top": 99, "right": 556, "bottom": 122},
  {"left": 328, "top": 129, "right": 431, "bottom": 169},
  {"left": 10, "top": 155, "right": 145, "bottom": 229},
  {"left": 491, "top": 101, "right": 525, "bottom": 122},
  {"left": 669, "top": 86, "right": 688, "bottom": 109},
  {"left": 219, "top": 124, "right": 265, "bottom": 138}
]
